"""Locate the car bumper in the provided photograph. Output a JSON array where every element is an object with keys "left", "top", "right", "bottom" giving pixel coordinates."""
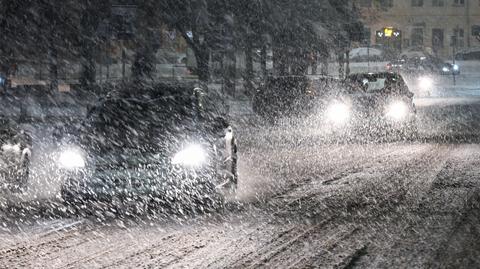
[
  {"left": 441, "top": 70, "right": 460, "bottom": 76},
  {"left": 60, "top": 166, "right": 220, "bottom": 205},
  {"left": 325, "top": 114, "right": 416, "bottom": 136}
]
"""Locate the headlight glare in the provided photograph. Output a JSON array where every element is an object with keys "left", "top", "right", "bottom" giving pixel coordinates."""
[
  {"left": 59, "top": 149, "right": 85, "bottom": 169},
  {"left": 386, "top": 101, "right": 409, "bottom": 121},
  {"left": 172, "top": 144, "right": 207, "bottom": 167},
  {"left": 326, "top": 101, "right": 351, "bottom": 125},
  {"left": 418, "top": 76, "right": 433, "bottom": 90}
]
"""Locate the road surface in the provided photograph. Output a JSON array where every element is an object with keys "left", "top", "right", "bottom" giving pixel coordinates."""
[{"left": 1, "top": 97, "right": 480, "bottom": 268}]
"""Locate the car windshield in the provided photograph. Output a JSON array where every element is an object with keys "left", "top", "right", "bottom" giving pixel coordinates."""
[
  {"left": 364, "top": 78, "right": 387, "bottom": 92},
  {"left": 86, "top": 97, "right": 198, "bottom": 152}
]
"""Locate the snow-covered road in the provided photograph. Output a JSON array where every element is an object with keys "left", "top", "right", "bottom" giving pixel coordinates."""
[{"left": 0, "top": 98, "right": 480, "bottom": 268}]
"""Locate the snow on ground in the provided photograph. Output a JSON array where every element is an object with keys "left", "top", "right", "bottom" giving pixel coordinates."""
[{"left": 1, "top": 128, "right": 480, "bottom": 268}]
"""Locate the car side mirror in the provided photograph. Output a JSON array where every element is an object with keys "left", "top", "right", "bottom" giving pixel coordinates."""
[
  {"left": 212, "top": 116, "right": 230, "bottom": 136},
  {"left": 215, "top": 116, "right": 229, "bottom": 128}
]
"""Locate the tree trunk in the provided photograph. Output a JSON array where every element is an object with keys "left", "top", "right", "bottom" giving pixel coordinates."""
[
  {"left": 195, "top": 46, "right": 210, "bottom": 82},
  {"left": 337, "top": 52, "right": 345, "bottom": 79},
  {"left": 244, "top": 39, "right": 254, "bottom": 96},
  {"left": 261, "top": 45, "right": 267, "bottom": 78},
  {"left": 80, "top": 43, "right": 97, "bottom": 86},
  {"left": 291, "top": 48, "right": 308, "bottom": 75},
  {"left": 132, "top": 44, "right": 157, "bottom": 83},
  {"left": 132, "top": 13, "right": 159, "bottom": 83},
  {"left": 273, "top": 46, "right": 287, "bottom": 76},
  {"left": 49, "top": 45, "right": 58, "bottom": 91},
  {"left": 345, "top": 49, "right": 351, "bottom": 77},
  {"left": 224, "top": 49, "right": 236, "bottom": 97},
  {"left": 311, "top": 52, "right": 318, "bottom": 75},
  {"left": 321, "top": 58, "right": 329, "bottom": 76}
]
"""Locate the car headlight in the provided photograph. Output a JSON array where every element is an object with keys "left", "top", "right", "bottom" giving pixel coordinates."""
[
  {"left": 172, "top": 144, "right": 207, "bottom": 167},
  {"left": 59, "top": 149, "right": 86, "bottom": 170},
  {"left": 418, "top": 76, "right": 433, "bottom": 89},
  {"left": 453, "top": 64, "right": 459, "bottom": 71},
  {"left": 385, "top": 101, "right": 409, "bottom": 121},
  {"left": 326, "top": 101, "right": 351, "bottom": 125},
  {"left": 442, "top": 66, "right": 450, "bottom": 72}
]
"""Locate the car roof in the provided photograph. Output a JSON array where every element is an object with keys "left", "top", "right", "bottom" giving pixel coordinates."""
[
  {"left": 104, "top": 81, "right": 197, "bottom": 100},
  {"left": 347, "top": 72, "right": 401, "bottom": 80}
]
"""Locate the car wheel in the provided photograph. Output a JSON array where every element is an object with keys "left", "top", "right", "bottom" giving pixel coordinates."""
[
  {"left": 230, "top": 143, "right": 239, "bottom": 192},
  {"left": 61, "top": 188, "right": 85, "bottom": 217},
  {"left": 10, "top": 156, "right": 30, "bottom": 192},
  {"left": 192, "top": 180, "right": 225, "bottom": 213},
  {"left": 400, "top": 119, "right": 418, "bottom": 141}
]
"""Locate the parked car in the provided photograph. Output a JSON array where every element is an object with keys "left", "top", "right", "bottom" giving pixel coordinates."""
[
  {"left": 455, "top": 49, "right": 480, "bottom": 61},
  {"left": 58, "top": 83, "right": 238, "bottom": 215},
  {"left": 349, "top": 47, "right": 384, "bottom": 62},
  {"left": 387, "top": 56, "right": 460, "bottom": 76}
]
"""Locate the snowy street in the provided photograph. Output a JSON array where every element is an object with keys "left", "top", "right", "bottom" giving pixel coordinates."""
[
  {"left": 4, "top": 1, "right": 480, "bottom": 267},
  {"left": 1, "top": 97, "right": 480, "bottom": 268}
]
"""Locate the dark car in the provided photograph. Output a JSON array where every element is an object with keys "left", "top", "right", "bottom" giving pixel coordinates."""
[
  {"left": 439, "top": 62, "right": 460, "bottom": 76},
  {"left": 59, "top": 83, "right": 238, "bottom": 215},
  {"left": 253, "top": 75, "right": 339, "bottom": 121},
  {"left": 387, "top": 56, "right": 460, "bottom": 76},
  {"left": 320, "top": 72, "right": 417, "bottom": 139},
  {"left": 386, "top": 59, "right": 407, "bottom": 72},
  {"left": 455, "top": 49, "right": 480, "bottom": 61},
  {"left": 0, "top": 118, "right": 32, "bottom": 192}
]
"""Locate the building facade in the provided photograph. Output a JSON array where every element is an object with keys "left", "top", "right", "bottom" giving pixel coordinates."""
[{"left": 357, "top": 0, "right": 480, "bottom": 58}]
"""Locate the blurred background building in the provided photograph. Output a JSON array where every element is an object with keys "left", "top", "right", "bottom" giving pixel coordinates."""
[{"left": 356, "top": 0, "right": 480, "bottom": 59}]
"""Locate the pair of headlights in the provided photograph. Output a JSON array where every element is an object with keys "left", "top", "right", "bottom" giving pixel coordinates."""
[
  {"left": 442, "top": 64, "right": 459, "bottom": 72},
  {"left": 325, "top": 100, "right": 410, "bottom": 124},
  {"left": 58, "top": 144, "right": 208, "bottom": 170}
]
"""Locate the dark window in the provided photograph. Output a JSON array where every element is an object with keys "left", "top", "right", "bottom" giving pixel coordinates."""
[
  {"left": 472, "top": 25, "right": 480, "bottom": 36},
  {"left": 453, "top": 28, "right": 465, "bottom": 47},
  {"left": 411, "top": 28, "right": 424, "bottom": 46},
  {"left": 454, "top": 0, "right": 465, "bottom": 5},
  {"left": 412, "top": 0, "right": 424, "bottom": 6},
  {"left": 432, "top": 29, "right": 444, "bottom": 48},
  {"left": 432, "top": 0, "right": 444, "bottom": 6}
]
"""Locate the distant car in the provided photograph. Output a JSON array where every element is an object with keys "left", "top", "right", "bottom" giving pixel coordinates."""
[
  {"left": 0, "top": 118, "right": 31, "bottom": 192},
  {"left": 321, "top": 72, "right": 417, "bottom": 138},
  {"left": 387, "top": 56, "right": 460, "bottom": 76},
  {"left": 399, "top": 46, "right": 430, "bottom": 60},
  {"left": 455, "top": 49, "right": 480, "bottom": 61},
  {"left": 59, "top": 83, "right": 238, "bottom": 214},
  {"left": 386, "top": 59, "right": 407, "bottom": 72},
  {"left": 440, "top": 62, "right": 460, "bottom": 76},
  {"left": 253, "top": 76, "right": 339, "bottom": 121}
]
